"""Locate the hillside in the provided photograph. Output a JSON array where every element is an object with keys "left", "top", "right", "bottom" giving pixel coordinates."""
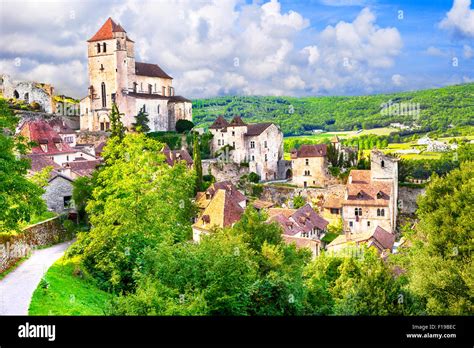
[{"left": 192, "top": 83, "right": 474, "bottom": 136}]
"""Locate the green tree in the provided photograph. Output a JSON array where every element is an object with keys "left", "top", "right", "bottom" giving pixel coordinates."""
[
  {"left": 293, "top": 195, "right": 306, "bottom": 209},
  {"left": 192, "top": 132, "right": 203, "bottom": 191},
  {"left": 109, "top": 103, "right": 126, "bottom": 141},
  {"left": 72, "top": 174, "right": 96, "bottom": 223},
  {"left": 132, "top": 106, "right": 150, "bottom": 133},
  {"left": 175, "top": 119, "right": 194, "bottom": 133},
  {"left": 0, "top": 99, "right": 46, "bottom": 231}
]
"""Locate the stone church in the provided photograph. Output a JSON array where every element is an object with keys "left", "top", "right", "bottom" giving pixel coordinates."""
[{"left": 80, "top": 18, "right": 192, "bottom": 132}]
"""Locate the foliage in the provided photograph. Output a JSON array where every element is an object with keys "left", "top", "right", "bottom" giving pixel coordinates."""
[
  {"left": 192, "top": 132, "right": 203, "bottom": 191},
  {"left": 29, "top": 165, "right": 53, "bottom": 188},
  {"left": 29, "top": 257, "right": 111, "bottom": 315},
  {"left": 399, "top": 162, "right": 474, "bottom": 315},
  {"left": 251, "top": 184, "right": 264, "bottom": 198},
  {"left": 68, "top": 133, "right": 196, "bottom": 292},
  {"left": 109, "top": 103, "right": 126, "bottom": 141},
  {"left": 248, "top": 172, "right": 260, "bottom": 183},
  {"left": 175, "top": 119, "right": 195, "bottom": 133},
  {"left": 131, "top": 106, "right": 150, "bottom": 133},
  {"left": 292, "top": 195, "right": 306, "bottom": 209},
  {"left": 0, "top": 98, "right": 46, "bottom": 232},
  {"left": 193, "top": 83, "right": 474, "bottom": 135},
  {"left": 147, "top": 131, "right": 181, "bottom": 150},
  {"left": 72, "top": 174, "right": 96, "bottom": 223}
]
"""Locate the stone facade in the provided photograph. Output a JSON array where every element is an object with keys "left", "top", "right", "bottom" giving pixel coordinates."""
[
  {"left": 0, "top": 74, "right": 54, "bottom": 113},
  {"left": 80, "top": 18, "right": 192, "bottom": 132},
  {"left": 42, "top": 174, "right": 74, "bottom": 213},
  {"left": 0, "top": 216, "right": 73, "bottom": 274},
  {"left": 291, "top": 144, "right": 330, "bottom": 188},
  {"left": 209, "top": 116, "right": 284, "bottom": 181}
]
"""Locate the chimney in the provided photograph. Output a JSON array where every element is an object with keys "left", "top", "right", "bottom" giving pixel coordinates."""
[{"left": 345, "top": 228, "right": 351, "bottom": 241}]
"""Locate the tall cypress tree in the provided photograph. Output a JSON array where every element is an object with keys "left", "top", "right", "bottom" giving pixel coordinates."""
[
  {"left": 132, "top": 106, "right": 150, "bottom": 133},
  {"left": 193, "top": 132, "right": 203, "bottom": 191},
  {"left": 109, "top": 103, "right": 126, "bottom": 141}
]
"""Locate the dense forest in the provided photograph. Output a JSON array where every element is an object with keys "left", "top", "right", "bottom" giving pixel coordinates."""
[{"left": 192, "top": 83, "right": 474, "bottom": 135}]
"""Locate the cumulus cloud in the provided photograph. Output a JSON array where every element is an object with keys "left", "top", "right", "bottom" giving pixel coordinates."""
[
  {"left": 464, "top": 45, "right": 474, "bottom": 59},
  {"left": 0, "top": 0, "right": 404, "bottom": 98},
  {"left": 425, "top": 46, "right": 448, "bottom": 57},
  {"left": 439, "top": 0, "right": 474, "bottom": 38}
]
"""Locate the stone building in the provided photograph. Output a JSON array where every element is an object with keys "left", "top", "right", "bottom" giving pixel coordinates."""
[
  {"left": 42, "top": 173, "right": 74, "bottom": 213},
  {"left": 291, "top": 144, "right": 330, "bottom": 188},
  {"left": 208, "top": 115, "right": 284, "bottom": 181},
  {"left": 342, "top": 150, "right": 398, "bottom": 234},
  {"left": 0, "top": 74, "right": 54, "bottom": 113},
  {"left": 326, "top": 225, "right": 395, "bottom": 255},
  {"left": 80, "top": 18, "right": 192, "bottom": 132}
]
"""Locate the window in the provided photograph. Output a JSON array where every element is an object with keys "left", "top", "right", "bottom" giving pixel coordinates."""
[
  {"left": 133, "top": 82, "right": 138, "bottom": 93},
  {"left": 380, "top": 209, "right": 385, "bottom": 217},
  {"left": 111, "top": 93, "right": 116, "bottom": 103},
  {"left": 168, "top": 86, "right": 172, "bottom": 96},
  {"left": 330, "top": 208, "right": 339, "bottom": 215},
  {"left": 232, "top": 142, "right": 235, "bottom": 148},
  {"left": 140, "top": 83, "right": 143, "bottom": 92},
  {"left": 367, "top": 221, "right": 371, "bottom": 227},
  {"left": 100, "top": 122, "right": 105, "bottom": 131},
  {"left": 250, "top": 141, "right": 255, "bottom": 149},
  {"left": 157, "top": 105, "right": 160, "bottom": 114},
  {"left": 142, "top": 104, "right": 146, "bottom": 112},
  {"left": 354, "top": 207, "right": 362, "bottom": 216},
  {"left": 232, "top": 131, "right": 235, "bottom": 136},
  {"left": 218, "top": 139, "right": 221, "bottom": 146},
  {"left": 381, "top": 160, "right": 385, "bottom": 168},
  {"left": 377, "top": 208, "right": 381, "bottom": 216},
  {"left": 154, "top": 83, "right": 157, "bottom": 92},
  {"left": 24, "top": 93, "right": 29, "bottom": 103},
  {"left": 66, "top": 155, "right": 69, "bottom": 161},
  {"left": 265, "top": 154, "right": 268, "bottom": 161},
  {"left": 106, "top": 122, "right": 110, "bottom": 130},
  {"left": 103, "top": 42, "right": 107, "bottom": 52},
  {"left": 162, "top": 86, "right": 166, "bottom": 96},
  {"left": 100, "top": 64, "right": 104, "bottom": 71},
  {"left": 305, "top": 159, "right": 309, "bottom": 166},
  {"left": 304, "top": 181, "right": 307, "bottom": 188},
  {"left": 96, "top": 43, "right": 101, "bottom": 53},
  {"left": 349, "top": 221, "right": 353, "bottom": 227},
  {"left": 101, "top": 82, "right": 106, "bottom": 108},
  {"left": 377, "top": 191, "right": 383, "bottom": 199},
  {"left": 63, "top": 196, "right": 72, "bottom": 209},
  {"left": 264, "top": 141, "right": 267, "bottom": 148},
  {"left": 148, "top": 84, "right": 152, "bottom": 94},
  {"left": 251, "top": 155, "right": 255, "bottom": 161}
]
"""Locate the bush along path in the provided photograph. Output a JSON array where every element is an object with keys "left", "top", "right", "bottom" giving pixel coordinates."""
[{"left": 0, "top": 240, "right": 74, "bottom": 315}]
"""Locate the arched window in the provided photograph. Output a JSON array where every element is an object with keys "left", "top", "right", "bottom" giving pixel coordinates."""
[
  {"left": 377, "top": 208, "right": 381, "bottom": 216},
  {"left": 355, "top": 208, "right": 362, "bottom": 216},
  {"left": 13, "top": 90, "right": 19, "bottom": 99},
  {"left": 381, "top": 209, "right": 385, "bottom": 217},
  {"left": 101, "top": 82, "right": 106, "bottom": 108},
  {"left": 157, "top": 105, "right": 160, "bottom": 114},
  {"left": 103, "top": 42, "right": 107, "bottom": 52},
  {"left": 381, "top": 160, "right": 385, "bottom": 168},
  {"left": 97, "top": 43, "right": 101, "bottom": 53},
  {"left": 24, "top": 93, "right": 29, "bottom": 103}
]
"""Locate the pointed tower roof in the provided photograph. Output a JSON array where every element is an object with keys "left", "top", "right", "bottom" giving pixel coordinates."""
[
  {"left": 209, "top": 116, "right": 229, "bottom": 129},
  {"left": 87, "top": 17, "right": 127, "bottom": 42},
  {"left": 229, "top": 115, "right": 246, "bottom": 127}
]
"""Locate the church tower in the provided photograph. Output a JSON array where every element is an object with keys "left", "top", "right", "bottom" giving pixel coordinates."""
[{"left": 85, "top": 18, "right": 135, "bottom": 131}]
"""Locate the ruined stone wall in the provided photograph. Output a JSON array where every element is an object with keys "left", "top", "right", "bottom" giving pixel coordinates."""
[
  {"left": 398, "top": 186, "right": 426, "bottom": 215},
  {"left": 0, "top": 216, "right": 73, "bottom": 274},
  {"left": 76, "top": 131, "right": 109, "bottom": 147},
  {"left": 202, "top": 159, "right": 249, "bottom": 184}
]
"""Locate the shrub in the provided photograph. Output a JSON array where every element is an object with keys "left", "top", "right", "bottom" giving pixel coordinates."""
[
  {"left": 248, "top": 172, "right": 260, "bottom": 183},
  {"left": 251, "top": 184, "right": 264, "bottom": 198},
  {"left": 175, "top": 119, "right": 195, "bottom": 133},
  {"left": 293, "top": 195, "right": 305, "bottom": 209}
]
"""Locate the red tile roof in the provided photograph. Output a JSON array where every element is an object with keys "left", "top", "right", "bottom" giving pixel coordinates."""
[
  {"left": 135, "top": 62, "right": 172, "bottom": 79},
  {"left": 209, "top": 116, "right": 229, "bottom": 129},
  {"left": 292, "top": 144, "right": 327, "bottom": 158},
  {"left": 162, "top": 145, "right": 193, "bottom": 166},
  {"left": 21, "top": 120, "right": 75, "bottom": 155},
  {"left": 245, "top": 123, "right": 272, "bottom": 136},
  {"left": 27, "top": 154, "right": 60, "bottom": 172},
  {"left": 229, "top": 116, "right": 247, "bottom": 127},
  {"left": 344, "top": 169, "right": 392, "bottom": 207},
  {"left": 269, "top": 204, "right": 329, "bottom": 236},
  {"left": 88, "top": 17, "right": 126, "bottom": 42},
  {"left": 64, "top": 160, "right": 101, "bottom": 177}
]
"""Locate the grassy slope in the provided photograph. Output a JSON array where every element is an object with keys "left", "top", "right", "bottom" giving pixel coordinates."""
[
  {"left": 192, "top": 83, "right": 474, "bottom": 135},
  {"left": 29, "top": 257, "right": 111, "bottom": 315}
]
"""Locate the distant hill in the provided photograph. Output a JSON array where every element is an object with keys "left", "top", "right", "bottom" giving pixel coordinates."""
[{"left": 192, "top": 83, "right": 474, "bottom": 136}]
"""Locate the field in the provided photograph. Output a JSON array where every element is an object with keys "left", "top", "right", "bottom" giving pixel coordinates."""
[
  {"left": 29, "top": 257, "right": 110, "bottom": 315},
  {"left": 284, "top": 127, "right": 397, "bottom": 143}
]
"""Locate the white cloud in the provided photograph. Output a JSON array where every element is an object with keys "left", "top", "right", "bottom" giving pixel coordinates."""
[
  {"left": 425, "top": 46, "right": 448, "bottom": 57},
  {"left": 391, "top": 74, "right": 404, "bottom": 86},
  {"left": 463, "top": 45, "right": 474, "bottom": 59},
  {"left": 439, "top": 0, "right": 474, "bottom": 38}
]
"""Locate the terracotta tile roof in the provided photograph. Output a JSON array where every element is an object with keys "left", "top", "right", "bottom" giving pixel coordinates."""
[
  {"left": 229, "top": 116, "right": 247, "bottom": 127},
  {"left": 323, "top": 195, "right": 343, "bottom": 209},
  {"left": 267, "top": 208, "right": 296, "bottom": 218},
  {"left": 282, "top": 235, "right": 320, "bottom": 252},
  {"left": 327, "top": 225, "right": 395, "bottom": 253},
  {"left": 196, "top": 181, "right": 246, "bottom": 209},
  {"left": 344, "top": 169, "right": 392, "bottom": 207},
  {"left": 21, "top": 120, "right": 75, "bottom": 155},
  {"left": 135, "top": 62, "right": 172, "bottom": 79},
  {"left": 193, "top": 189, "right": 244, "bottom": 232},
  {"left": 252, "top": 200, "right": 275, "bottom": 210},
  {"left": 162, "top": 145, "right": 193, "bottom": 167},
  {"left": 269, "top": 204, "right": 329, "bottom": 236},
  {"left": 245, "top": 123, "right": 273, "bottom": 136},
  {"left": 63, "top": 160, "right": 101, "bottom": 177},
  {"left": 209, "top": 116, "right": 229, "bottom": 129},
  {"left": 46, "top": 119, "right": 75, "bottom": 134},
  {"left": 27, "top": 154, "right": 60, "bottom": 172},
  {"left": 88, "top": 17, "right": 127, "bottom": 42},
  {"left": 292, "top": 144, "right": 327, "bottom": 158}
]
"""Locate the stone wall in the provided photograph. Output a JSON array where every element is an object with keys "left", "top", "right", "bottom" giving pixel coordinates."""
[
  {"left": 202, "top": 159, "right": 249, "bottom": 184},
  {"left": 76, "top": 131, "right": 109, "bottom": 147},
  {"left": 17, "top": 111, "right": 80, "bottom": 131},
  {"left": 0, "top": 216, "right": 73, "bottom": 274},
  {"left": 398, "top": 186, "right": 426, "bottom": 215}
]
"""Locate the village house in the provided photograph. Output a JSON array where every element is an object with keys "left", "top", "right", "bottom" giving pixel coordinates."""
[
  {"left": 342, "top": 150, "right": 398, "bottom": 234},
  {"left": 80, "top": 18, "right": 192, "bottom": 133},
  {"left": 162, "top": 144, "right": 193, "bottom": 169},
  {"left": 192, "top": 181, "right": 247, "bottom": 242},
  {"left": 326, "top": 225, "right": 395, "bottom": 256},
  {"left": 0, "top": 74, "right": 54, "bottom": 113},
  {"left": 208, "top": 115, "right": 284, "bottom": 181},
  {"left": 267, "top": 204, "right": 329, "bottom": 257},
  {"left": 291, "top": 144, "right": 330, "bottom": 188}
]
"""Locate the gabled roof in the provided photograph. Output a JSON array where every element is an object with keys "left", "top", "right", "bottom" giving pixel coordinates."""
[
  {"left": 20, "top": 120, "right": 75, "bottom": 155},
  {"left": 327, "top": 225, "right": 395, "bottom": 253},
  {"left": 63, "top": 159, "right": 101, "bottom": 177},
  {"left": 135, "top": 62, "right": 172, "bottom": 79},
  {"left": 162, "top": 145, "right": 193, "bottom": 167},
  {"left": 292, "top": 144, "right": 327, "bottom": 158},
  {"left": 344, "top": 169, "right": 392, "bottom": 207},
  {"left": 228, "top": 116, "right": 247, "bottom": 127},
  {"left": 269, "top": 204, "right": 329, "bottom": 236},
  {"left": 27, "top": 154, "right": 60, "bottom": 172},
  {"left": 193, "top": 189, "right": 244, "bottom": 231},
  {"left": 209, "top": 116, "right": 229, "bottom": 129},
  {"left": 245, "top": 123, "right": 273, "bottom": 136},
  {"left": 87, "top": 17, "right": 127, "bottom": 42},
  {"left": 196, "top": 181, "right": 246, "bottom": 209}
]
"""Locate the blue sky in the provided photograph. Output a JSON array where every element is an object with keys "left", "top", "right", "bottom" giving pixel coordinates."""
[{"left": 0, "top": 0, "right": 473, "bottom": 98}]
